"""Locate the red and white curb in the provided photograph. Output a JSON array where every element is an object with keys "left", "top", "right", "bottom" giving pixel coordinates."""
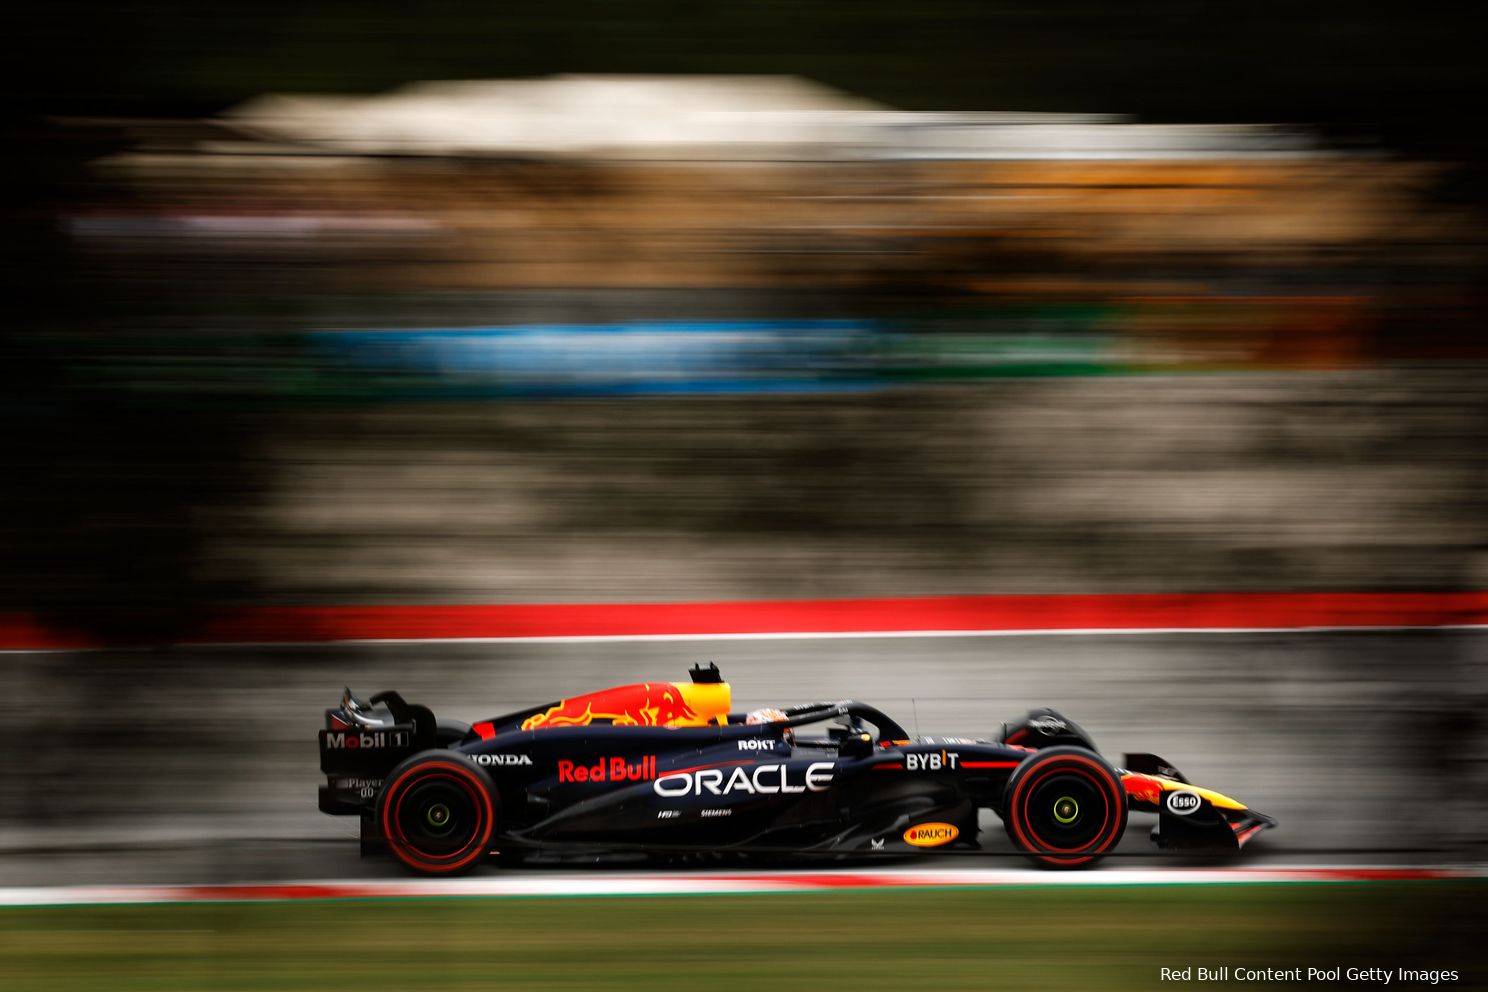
[{"left": 0, "top": 867, "right": 1479, "bottom": 906}]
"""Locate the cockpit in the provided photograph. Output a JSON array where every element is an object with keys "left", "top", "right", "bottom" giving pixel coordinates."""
[{"left": 726, "top": 699, "right": 912, "bottom": 758}]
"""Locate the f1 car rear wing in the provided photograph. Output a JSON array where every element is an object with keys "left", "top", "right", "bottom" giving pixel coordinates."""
[{"left": 320, "top": 690, "right": 436, "bottom": 776}]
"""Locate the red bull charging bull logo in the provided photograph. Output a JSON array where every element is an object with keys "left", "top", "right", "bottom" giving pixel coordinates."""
[{"left": 521, "top": 681, "right": 725, "bottom": 731}]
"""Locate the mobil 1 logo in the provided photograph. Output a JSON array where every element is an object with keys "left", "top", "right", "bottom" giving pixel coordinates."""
[{"left": 324, "top": 729, "right": 410, "bottom": 750}]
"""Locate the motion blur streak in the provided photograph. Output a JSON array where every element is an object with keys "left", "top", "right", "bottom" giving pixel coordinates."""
[
  {"left": 8, "top": 73, "right": 1488, "bottom": 636},
  {"left": 3, "top": 592, "right": 1486, "bottom": 649},
  {"left": 1, "top": 867, "right": 1480, "bottom": 907},
  {"left": 6, "top": 5, "right": 1487, "bottom": 983}
]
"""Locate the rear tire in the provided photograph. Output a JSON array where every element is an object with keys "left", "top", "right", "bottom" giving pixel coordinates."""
[
  {"left": 378, "top": 751, "right": 498, "bottom": 875},
  {"left": 435, "top": 719, "right": 472, "bottom": 747},
  {"left": 1003, "top": 746, "right": 1127, "bottom": 869}
]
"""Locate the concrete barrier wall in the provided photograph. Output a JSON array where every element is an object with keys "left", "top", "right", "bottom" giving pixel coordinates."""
[{"left": 219, "top": 370, "right": 1487, "bottom": 605}]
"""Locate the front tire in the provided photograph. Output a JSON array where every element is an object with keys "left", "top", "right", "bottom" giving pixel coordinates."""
[
  {"left": 1003, "top": 746, "right": 1127, "bottom": 869},
  {"left": 378, "top": 751, "right": 498, "bottom": 875}
]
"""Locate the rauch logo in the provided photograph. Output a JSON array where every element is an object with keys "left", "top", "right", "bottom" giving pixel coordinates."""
[{"left": 902, "top": 822, "right": 960, "bottom": 847}]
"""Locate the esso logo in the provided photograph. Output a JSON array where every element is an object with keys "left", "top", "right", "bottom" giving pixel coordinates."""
[{"left": 1166, "top": 791, "right": 1201, "bottom": 816}]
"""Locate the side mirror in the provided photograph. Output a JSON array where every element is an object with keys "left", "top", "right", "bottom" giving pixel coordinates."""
[{"left": 838, "top": 732, "right": 874, "bottom": 759}]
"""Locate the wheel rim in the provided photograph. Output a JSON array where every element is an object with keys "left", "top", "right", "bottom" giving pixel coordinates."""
[
  {"left": 1022, "top": 770, "right": 1110, "bottom": 852},
  {"left": 394, "top": 776, "right": 482, "bottom": 859}
]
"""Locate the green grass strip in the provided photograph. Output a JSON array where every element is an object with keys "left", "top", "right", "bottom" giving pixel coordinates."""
[{"left": 1, "top": 882, "right": 1481, "bottom": 991}]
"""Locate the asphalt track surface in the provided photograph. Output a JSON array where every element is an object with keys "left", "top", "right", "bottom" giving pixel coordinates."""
[{"left": 2, "top": 627, "right": 1483, "bottom": 887}]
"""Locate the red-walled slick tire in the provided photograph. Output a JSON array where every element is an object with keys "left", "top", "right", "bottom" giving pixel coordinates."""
[
  {"left": 1002, "top": 746, "right": 1127, "bottom": 869},
  {"left": 378, "top": 751, "right": 498, "bottom": 875}
]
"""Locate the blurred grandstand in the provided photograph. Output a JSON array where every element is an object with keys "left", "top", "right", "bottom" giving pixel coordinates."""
[
  {"left": 67, "top": 75, "right": 1482, "bottom": 385},
  {"left": 3, "top": 75, "right": 1484, "bottom": 630}
]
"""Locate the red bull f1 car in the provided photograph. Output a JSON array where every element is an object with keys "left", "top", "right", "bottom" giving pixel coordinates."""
[{"left": 318, "top": 664, "right": 1275, "bottom": 874}]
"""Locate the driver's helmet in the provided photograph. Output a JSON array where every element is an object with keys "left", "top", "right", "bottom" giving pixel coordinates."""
[{"left": 745, "top": 707, "right": 793, "bottom": 744}]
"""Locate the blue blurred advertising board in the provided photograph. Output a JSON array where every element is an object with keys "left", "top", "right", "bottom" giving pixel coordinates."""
[{"left": 311, "top": 319, "right": 881, "bottom": 397}]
